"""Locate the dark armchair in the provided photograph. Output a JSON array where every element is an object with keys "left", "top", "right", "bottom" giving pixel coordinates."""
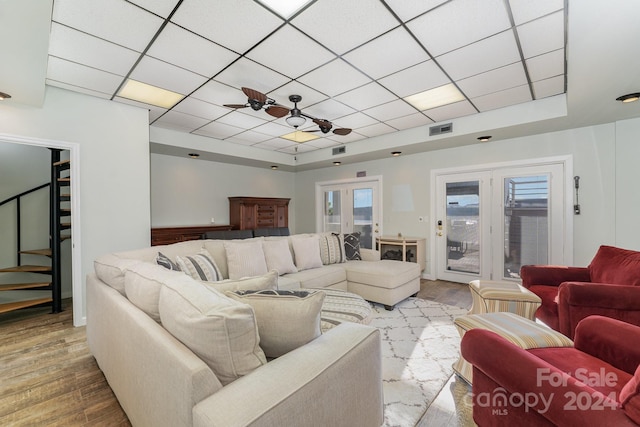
[{"left": 521, "top": 245, "right": 640, "bottom": 339}]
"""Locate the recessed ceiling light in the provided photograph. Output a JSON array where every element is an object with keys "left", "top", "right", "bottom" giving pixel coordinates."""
[
  {"left": 118, "top": 79, "right": 184, "bottom": 109},
  {"left": 333, "top": 161, "right": 341, "bottom": 166},
  {"left": 616, "top": 93, "right": 640, "bottom": 103},
  {"left": 256, "top": 0, "right": 312, "bottom": 18},
  {"left": 404, "top": 84, "right": 465, "bottom": 111},
  {"left": 188, "top": 153, "right": 200, "bottom": 158},
  {"left": 281, "top": 130, "right": 320, "bottom": 143},
  {"left": 271, "top": 165, "right": 278, "bottom": 170},
  {"left": 477, "top": 136, "right": 492, "bottom": 142},
  {"left": 391, "top": 151, "right": 402, "bottom": 156},
  {"left": 0, "top": 91, "right": 12, "bottom": 100}
]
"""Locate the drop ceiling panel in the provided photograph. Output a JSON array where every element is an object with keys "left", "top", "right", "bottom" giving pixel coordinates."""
[
  {"left": 191, "top": 80, "right": 244, "bottom": 105},
  {"left": 532, "top": 76, "right": 564, "bottom": 99},
  {"left": 247, "top": 25, "right": 335, "bottom": 79},
  {"left": 279, "top": 143, "right": 317, "bottom": 154},
  {"left": 437, "top": 31, "right": 521, "bottom": 81},
  {"left": 171, "top": 0, "right": 283, "bottom": 54},
  {"left": 303, "top": 99, "right": 357, "bottom": 121},
  {"left": 509, "top": 0, "right": 564, "bottom": 25},
  {"left": 268, "top": 81, "right": 328, "bottom": 108},
  {"left": 424, "top": 100, "right": 477, "bottom": 122},
  {"left": 291, "top": 0, "right": 399, "bottom": 55},
  {"left": 114, "top": 96, "right": 167, "bottom": 121},
  {"left": 343, "top": 27, "right": 430, "bottom": 80},
  {"left": 334, "top": 83, "right": 396, "bottom": 111},
  {"left": 131, "top": 56, "right": 208, "bottom": 95},
  {"left": 378, "top": 60, "right": 450, "bottom": 97},
  {"left": 216, "top": 111, "right": 269, "bottom": 130},
  {"left": 298, "top": 59, "right": 371, "bottom": 97},
  {"left": 154, "top": 110, "right": 210, "bottom": 131},
  {"left": 172, "top": 97, "right": 229, "bottom": 121},
  {"left": 472, "top": 85, "right": 532, "bottom": 112},
  {"left": 385, "top": 0, "right": 449, "bottom": 22},
  {"left": 254, "top": 138, "right": 297, "bottom": 150},
  {"left": 226, "top": 130, "right": 274, "bottom": 145},
  {"left": 363, "top": 99, "right": 418, "bottom": 122},
  {"left": 335, "top": 112, "right": 379, "bottom": 129},
  {"left": 385, "top": 113, "right": 433, "bottom": 130},
  {"left": 146, "top": 23, "right": 239, "bottom": 77},
  {"left": 355, "top": 122, "right": 397, "bottom": 138},
  {"left": 47, "top": 57, "right": 123, "bottom": 95},
  {"left": 52, "top": 0, "right": 163, "bottom": 52},
  {"left": 251, "top": 122, "right": 295, "bottom": 138},
  {"left": 213, "top": 58, "right": 290, "bottom": 94},
  {"left": 457, "top": 62, "right": 527, "bottom": 99},
  {"left": 128, "top": 0, "right": 179, "bottom": 18},
  {"left": 305, "top": 138, "right": 341, "bottom": 149},
  {"left": 408, "top": 0, "right": 511, "bottom": 57},
  {"left": 517, "top": 11, "right": 565, "bottom": 59},
  {"left": 526, "top": 49, "right": 565, "bottom": 83},
  {"left": 194, "top": 121, "right": 244, "bottom": 139},
  {"left": 47, "top": 80, "right": 112, "bottom": 100},
  {"left": 49, "top": 23, "right": 139, "bottom": 76}
]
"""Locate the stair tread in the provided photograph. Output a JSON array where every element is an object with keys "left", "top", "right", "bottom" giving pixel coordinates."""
[
  {"left": 0, "top": 265, "right": 52, "bottom": 273},
  {"left": 58, "top": 178, "right": 71, "bottom": 182},
  {"left": 0, "top": 282, "right": 51, "bottom": 291},
  {"left": 53, "top": 159, "right": 70, "bottom": 166},
  {"left": 19, "top": 249, "right": 52, "bottom": 256},
  {"left": 0, "top": 298, "right": 53, "bottom": 314}
]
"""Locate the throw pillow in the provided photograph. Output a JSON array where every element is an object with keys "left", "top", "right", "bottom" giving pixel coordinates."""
[
  {"left": 159, "top": 276, "right": 267, "bottom": 385},
  {"left": 620, "top": 364, "right": 640, "bottom": 424},
  {"left": 226, "top": 289, "right": 325, "bottom": 358},
  {"left": 262, "top": 239, "right": 298, "bottom": 275},
  {"left": 291, "top": 235, "right": 323, "bottom": 271},
  {"left": 344, "top": 232, "right": 362, "bottom": 261},
  {"left": 223, "top": 240, "right": 269, "bottom": 280},
  {"left": 319, "top": 232, "right": 346, "bottom": 265},
  {"left": 175, "top": 250, "right": 222, "bottom": 282},
  {"left": 204, "top": 270, "right": 278, "bottom": 293},
  {"left": 156, "top": 252, "right": 180, "bottom": 271}
]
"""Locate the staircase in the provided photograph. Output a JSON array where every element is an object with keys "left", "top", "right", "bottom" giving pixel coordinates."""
[{"left": 0, "top": 149, "right": 70, "bottom": 314}]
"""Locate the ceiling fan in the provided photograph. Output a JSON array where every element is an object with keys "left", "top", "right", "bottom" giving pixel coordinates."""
[{"left": 224, "top": 87, "right": 352, "bottom": 136}]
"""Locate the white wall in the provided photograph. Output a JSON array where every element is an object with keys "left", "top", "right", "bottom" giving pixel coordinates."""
[
  {"left": 615, "top": 118, "right": 640, "bottom": 248},
  {"left": 294, "top": 121, "right": 629, "bottom": 274},
  {"left": 151, "top": 153, "right": 296, "bottom": 229},
  {"left": 0, "top": 86, "right": 150, "bottom": 324}
]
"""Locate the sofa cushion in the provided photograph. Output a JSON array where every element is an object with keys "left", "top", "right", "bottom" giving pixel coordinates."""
[
  {"left": 319, "top": 232, "right": 346, "bottom": 265},
  {"left": 224, "top": 239, "right": 268, "bottom": 279},
  {"left": 94, "top": 254, "right": 144, "bottom": 295},
  {"left": 291, "top": 235, "right": 323, "bottom": 271},
  {"left": 176, "top": 250, "right": 223, "bottom": 281},
  {"left": 262, "top": 239, "right": 298, "bottom": 275},
  {"left": 124, "top": 262, "right": 189, "bottom": 322},
  {"left": 620, "top": 365, "right": 640, "bottom": 424},
  {"left": 343, "top": 232, "right": 362, "bottom": 261},
  {"left": 588, "top": 245, "right": 640, "bottom": 286},
  {"left": 226, "top": 289, "right": 325, "bottom": 358},
  {"left": 284, "top": 264, "right": 346, "bottom": 289},
  {"left": 159, "top": 276, "right": 267, "bottom": 385},
  {"left": 344, "top": 260, "right": 419, "bottom": 289},
  {"left": 203, "top": 270, "right": 278, "bottom": 293}
]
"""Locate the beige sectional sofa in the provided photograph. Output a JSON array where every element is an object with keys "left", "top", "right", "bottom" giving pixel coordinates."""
[{"left": 87, "top": 234, "right": 420, "bottom": 426}]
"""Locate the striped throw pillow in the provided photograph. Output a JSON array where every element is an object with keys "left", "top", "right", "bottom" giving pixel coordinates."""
[
  {"left": 176, "top": 250, "right": 222, "bottom": 282},
  {"left": 319, "top": 233, "right": 346, "bottom": 265}
]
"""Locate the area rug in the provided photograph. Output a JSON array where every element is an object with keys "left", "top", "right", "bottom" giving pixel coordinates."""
[{"left": 369, "top": 298, "right": 468, "bottom": 427}]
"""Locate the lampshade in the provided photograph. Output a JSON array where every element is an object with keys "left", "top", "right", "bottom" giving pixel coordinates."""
[{"left": 286, "top": 115, "right": 306, "bottom": 128}]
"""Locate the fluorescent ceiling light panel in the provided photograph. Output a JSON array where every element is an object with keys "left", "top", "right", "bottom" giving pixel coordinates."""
[
  {"left": 404, "top": 83, "right": 466, "bottom": 111},
  {"left": 118, "top": 79, "right": 184, "bottom": 108},
  {"left": 257, "top": 0, "right": 312, "bottom": 18},
  {"left": 281, "top": 130, "right": 320, "bottom": 143}
]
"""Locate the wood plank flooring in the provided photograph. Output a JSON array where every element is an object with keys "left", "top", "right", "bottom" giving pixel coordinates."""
[{"left": 0, "top": 280, "right": 473, "bottom": 427}]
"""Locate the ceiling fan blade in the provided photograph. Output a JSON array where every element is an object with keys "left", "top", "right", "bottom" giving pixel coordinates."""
[
  {"left": 223, "top": 104, "right": 249, "bottom": 109},
  {"left": 333, "top": 128, "right": 352, "bottom": 136},
  {"left": 266, "top": 105, "right": 289, "bottom": 118},
  {"left": 241, "top": 87, "right": 268, "bottom": 103}
]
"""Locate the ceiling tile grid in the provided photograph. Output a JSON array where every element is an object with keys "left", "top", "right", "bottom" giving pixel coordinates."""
[{"left": 45, "top": 0, "right": 567, "bottom": 156}]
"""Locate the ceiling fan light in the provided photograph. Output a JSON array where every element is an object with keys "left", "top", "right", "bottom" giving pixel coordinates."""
[
  {"left": 0, "top": 91, "right": 12, "bottom": 100},
  {"left": 477, "top": 135, "right": 492, "bottom": 142},
  {"left": 286, "top": 115, "right": 306, "bottom": 128},
  {"left": 616, "top": 93, "right": 640, "bottom": 103}
]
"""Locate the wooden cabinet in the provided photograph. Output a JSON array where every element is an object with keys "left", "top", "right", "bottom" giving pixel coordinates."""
[
  {"left": 151, "top": 225, "right": 232, "bottom": 246},
  {"left": 376, "top": 236, "right": 426, "bottom": 271},
  {"left": 229, "top": 197, "right": 290, "bottom": 230}
]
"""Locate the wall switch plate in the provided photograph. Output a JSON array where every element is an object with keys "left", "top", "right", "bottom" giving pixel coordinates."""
[{"left": 210, "top": 217, "right": 215, "bottom": 223}]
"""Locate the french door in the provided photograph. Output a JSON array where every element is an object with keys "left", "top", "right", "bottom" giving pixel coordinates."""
[
  {"left": 434, "top": 161, "right": 569, "bottom": 283},
  {"left": 316, "top": 178, "right": 381, "bottom": 250}
]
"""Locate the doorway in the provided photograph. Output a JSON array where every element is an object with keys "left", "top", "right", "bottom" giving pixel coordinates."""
[{"left": 432, "top": 157, "right": 572, "bottom": 283}]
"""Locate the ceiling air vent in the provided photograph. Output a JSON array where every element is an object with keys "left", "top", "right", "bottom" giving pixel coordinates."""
[
  {"left": 429, "top": 122, "right": 453, "bottom": 136},
  {"left": 332, "top": 146, "right": 346, "bottom": 155}
]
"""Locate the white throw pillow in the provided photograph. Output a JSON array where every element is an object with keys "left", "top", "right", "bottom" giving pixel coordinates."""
[
  {"left": 291, "top": 235, "right": 323, "bottom": 271},
  {"left": 223, "top": 240, "right": 269, "bottom": 280},
  {"left": 203, "top": 270, "right": 278, "bottom": 293},
  {"left": 159, "top": 276, "right": 267, "bottom": 385},
  {"left": 262, "top": 239, "right": 298, "bottom": 275},
  {"left": 175, "top": 250, "right": 223, "bottom": 282},
  {"left": 226, "top": 289, "right": 325, "bottom": 358},
  {"left": 318, "top": 232, "right": 346, "bottom": 265}
]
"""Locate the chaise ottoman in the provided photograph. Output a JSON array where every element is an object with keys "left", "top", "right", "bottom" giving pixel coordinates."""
[
  {"left": 468, "top": 279, "right": 542, "bottom": 320},
  {"left": 315, "top": 288, "right": 374, "bottom": 333},
  {"left": 452, "top": 312, "right": 573, "bottom": 384},
  {"left": 343, "top": 260, "right": 421, "bottom": 310}
]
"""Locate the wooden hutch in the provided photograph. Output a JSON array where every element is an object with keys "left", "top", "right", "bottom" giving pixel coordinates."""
[{"left": 229, "top": 197, "right": 290, "bottom": 230}]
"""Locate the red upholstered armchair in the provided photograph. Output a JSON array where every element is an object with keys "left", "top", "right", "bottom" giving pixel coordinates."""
[
  {"left": 461, "top": 316, "right": 640, "bottom": 427},
  {"left": 521, "top": 245, "right": 640, "bottom": 339}
]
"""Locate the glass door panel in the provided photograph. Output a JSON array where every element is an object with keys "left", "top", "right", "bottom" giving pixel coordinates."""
[
  {"left": 446, "top": 181, "right": 480, "bottom": 274},
  {"left": 323, "top": 190, "right": 341, "bottom": 233},
  {"left": 353, "top": 188, "right": 373, "bottom": 249}
]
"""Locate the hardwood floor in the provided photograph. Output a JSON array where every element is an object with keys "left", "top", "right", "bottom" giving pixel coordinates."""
[{"left": 0, "top": 280, "right": 473, "bottom": 427}]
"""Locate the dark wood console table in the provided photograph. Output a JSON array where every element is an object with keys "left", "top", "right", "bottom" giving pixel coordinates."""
[{"left": 151, "top": 224, "right": 232, "bottom": 246}]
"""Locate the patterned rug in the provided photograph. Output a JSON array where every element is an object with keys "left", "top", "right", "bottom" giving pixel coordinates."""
[{"left": 369, "top": 298, "right": 468, "bottom": 427}]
